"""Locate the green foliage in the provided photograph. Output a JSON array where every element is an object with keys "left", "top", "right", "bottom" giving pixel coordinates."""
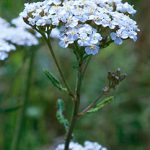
[
  {"left": 87, "top": 96, "right": 114, "bottom": 113},
  {"left": 56, "top": 99, "right": 69, "bottom": 131},
  {"left": 0, "top": 105, "right": 21, "bottom": 113},
  {"left": 44, "top": 70, "right": 67, "bottom": 92}
]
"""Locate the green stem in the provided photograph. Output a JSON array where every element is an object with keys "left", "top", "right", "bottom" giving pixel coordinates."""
[
  {"left": 82, "top": 56, "right": 92, "bottom": 78},
  {"left": 64, "top": 59, "right": 83, "bottom": 150},
  {"left": 44, "top": 36, "right": 74, "bottom": 98},
  {"left": 79, "top": 85, "right": 113, "bottom": 117},
  {"left": 33, "top": 27, "right": 73, "bottom": 97},
  {"left": 10, "top": 49, "right": 36, "bottom": 150},
  {"left": 78, "top": 91, "right": 105, "bottom": 116},
  {"left": 4, "top": 51, "right": 28, "bottom": 101}
]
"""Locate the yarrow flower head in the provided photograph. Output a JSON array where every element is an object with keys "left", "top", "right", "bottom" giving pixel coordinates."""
[
  {"left": 20, "top": 0, "right": 139, "bottom": 56},
  {"left": 55, "top": 141, "right": 107, "bottom": 150},
  {"left": 0, "top": 16, "right": 40, "bottom": 60}
]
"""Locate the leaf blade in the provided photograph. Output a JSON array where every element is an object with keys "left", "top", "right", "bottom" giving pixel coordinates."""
[
  {"left": 44, "top": 70, "right": 67, "bottom": 92},
  {"left": 56, "top": 99, "right": 69, "bottom": 131},
  {"left": 87, "top": 96, "right": 114, "bottom": 113}
]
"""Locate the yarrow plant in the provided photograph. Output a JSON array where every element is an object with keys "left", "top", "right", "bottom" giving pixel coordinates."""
[{"left": 7, "top": 0, "right": 139, "bottom": 150}]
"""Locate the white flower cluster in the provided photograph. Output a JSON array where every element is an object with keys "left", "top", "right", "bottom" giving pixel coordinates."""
[
  {"left": 0, "top": 39, "right": 16, "bottom": 60},
  {"left": 59, "top": 24, "right": 102, "bottom": 55},
  {"left": 11, "top": 16, "right": 31, "bottom": 29},
  {"left": 20, "top": 0, "right": 139, "bottom": 55},
  {"left": 0, "top": 17, "right": 39, "bottom": 60},
  {"left": 55, "top": 141, "right": 107, "bottom": 150}
]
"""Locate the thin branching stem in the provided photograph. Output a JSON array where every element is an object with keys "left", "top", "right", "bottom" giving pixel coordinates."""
[
  {"left": 43, "top": 34, "right": 74, "bottom": 98},
  {"left": 78, "top": 91, "right": 105, "bottom": 117},
  {"left": 64, "top": 58, "right": 83, "bottom": 150},
  {"left": 82, "top": 56, "right": 92, "bottom": 78}
]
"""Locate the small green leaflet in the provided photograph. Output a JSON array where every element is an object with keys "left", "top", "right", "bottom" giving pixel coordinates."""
[
  {"left": 56, "top": 99, "right": 69, "bottom": 131},
  {"left": 44, "top": 70, "right": 67, "bottom": 92},
  {"left": 87, "top": 96, "right": 114, "bottom": 113}
]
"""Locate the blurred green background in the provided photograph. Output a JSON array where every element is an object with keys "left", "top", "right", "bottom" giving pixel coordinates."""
[{"left": 0, "top": 0, "right": 150, "bottom": 150}]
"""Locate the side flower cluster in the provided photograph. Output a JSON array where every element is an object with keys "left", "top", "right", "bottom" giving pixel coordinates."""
[
  {"left": 20, "top": 0, "right": 139, "bottom": 56},
  {"left": 59, "top": 24, "right": 102, "bottom": 55},
  {"left": 55, "top": 141, "right": 107, "bottom": 150},
  {"left": 0, "top": 17, "right": 39, "bottom": 60}
]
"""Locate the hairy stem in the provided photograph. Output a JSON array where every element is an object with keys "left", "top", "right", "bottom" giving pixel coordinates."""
[
  {"left": 10, "top": 49, "right": 36, "bottom": 150},
  {"left": 64, "top": 59, "right": 83, "bottom": 150}
]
